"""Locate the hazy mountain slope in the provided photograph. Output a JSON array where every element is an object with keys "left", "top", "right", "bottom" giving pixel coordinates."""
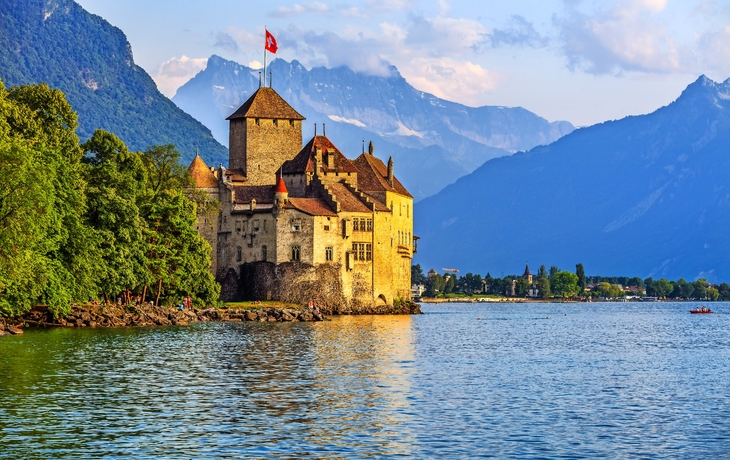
[
  {"left": 0, "top": 0, "right": 227, "bottom": 165},
  {"left": 414, "top": 76, "right": 730, "bottom": 282},
  {"left": 173, "top": 56, "right": 574, "bottom": 200}
]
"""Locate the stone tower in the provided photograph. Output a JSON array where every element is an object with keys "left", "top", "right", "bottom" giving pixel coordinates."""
[{"left": 226, "top": 87, "right": 305, "bottom": 186}]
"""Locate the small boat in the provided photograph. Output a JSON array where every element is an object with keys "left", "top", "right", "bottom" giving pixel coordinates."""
[{"left": 690, "top": 306, "right": 713, "bottom": 314}]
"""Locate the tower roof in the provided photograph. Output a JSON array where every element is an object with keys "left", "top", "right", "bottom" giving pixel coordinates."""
[
  {"left": 523, "top": 264, "right": 532, "bottom": 276},
  {"left": 352, "top": 153, "right": 412, "bottom": 198},
  {"left": 274, "top": 176, "right": 288, "bottom": 193},
  {"left": 226, "top": 87, "right": 305, "bottom": 121},
  {"left": 187, "top": 155, "right": 218, "bottom": 188},
  {"left": 282, "top": 135, "right": 359, "bottom": 174}
]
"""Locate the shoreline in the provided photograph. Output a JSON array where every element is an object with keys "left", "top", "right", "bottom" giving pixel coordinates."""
[{"left": 0, "top": 301, "right": 423, "bottom": 336}]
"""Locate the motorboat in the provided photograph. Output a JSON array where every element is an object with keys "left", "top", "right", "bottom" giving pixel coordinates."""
[{"left": 690, "top": 306, "right": 713, "bottom": 314}]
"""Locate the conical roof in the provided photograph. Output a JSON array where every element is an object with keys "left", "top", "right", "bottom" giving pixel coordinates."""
[
  {"left": 274, "top": 176, "right": 288, "bottom": 193},
  {"left": 188, "top": 155, "right": 218, "bottom": 188},
  {"left": 226, "top": 87, "right": 305, "bottom": 120}
]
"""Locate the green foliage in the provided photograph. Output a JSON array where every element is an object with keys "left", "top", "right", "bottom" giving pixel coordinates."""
[
  {"left": 536, "top": 277, "right": 550, "bottom": 298},
  {"left": 0, "top": 80, "right": 219, "bottom": 317},
  {"left": 551, "top": 271, "right": 579, "bottom": 298},
  {"left": 597, "top": 282, "right": 624, "bottom": 298},
  {"left": 537, "top": 265, "right": 547, "bottom": 280},
  {"left": 0, "top": 81, "right": 100, "bottom": 316},
  {"left": 425, "top": 273, "right": 444, "bottom": 297},
  {"left": 411, "top": 264, "right": 427, "bottom": 286},
  {"left": 549, "top": 266, "right": 560, "bottom": 280},
  {"left": 575, "top": 263, "right": 586, "bottom": 291},
  {"left": 515, "top": 278, "right": 530, "bottom": 297}
]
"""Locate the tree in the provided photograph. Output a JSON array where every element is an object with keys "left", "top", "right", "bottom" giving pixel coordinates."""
[
  {"left": 575, "top": 263, "right": 586, "bottom": 292},
  {"left": 82, "top": 130, "right": 150, "bottom": 302},
  {"left": 653, "top": 278, "right": 673, "bottom": 298},
  {"left": 692, "top": 279, "right": 708, "bottom": 300},
  {"left": 676, "top": 278, "right": 693, "bottom": 300},
  {"left": 628, "top": 277, "right": 645, "bottom": 289},
  {"left": 551, "top": 271, "right": 579, "bottom": 298},
  {"left": 537, "top": 265, "right": 547, "bottom": 279},
  {"left": 644, "top": 278, "right": 655, "bottom": 297},
  {"left": 549, "top": 266, "right": 560, "bottom": 280},
  {"left": 443, "top": 274, "right": 456, "bottom": 294},
  {"left": 0, "top": 81, "right": 100, "bottom": 317},
  {"left": 536, "top": 277, "right": 550, "bottom": 298},
  {"left": 718, "top": 283, "right": 730, "bottom": 301},
  {"left": 707, "top": 287, "right": 719, "bottom": 301},
  {"left": 515, "top": 278, "right": 530, "bottom": 297},
  {"left": 411, "top": 264, "right": 427, "bottom": 286},
  {"left": 425, "top": 274, "right": 444, "bottom": 297}
]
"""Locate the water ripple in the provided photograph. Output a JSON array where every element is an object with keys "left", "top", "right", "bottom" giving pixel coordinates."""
[{"left": 1, "top": 303, "right": 728, "bottom": 458}]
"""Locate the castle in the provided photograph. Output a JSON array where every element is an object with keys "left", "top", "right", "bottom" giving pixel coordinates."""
[{"left": 188, "top": 87, "right": 415, "bottom": 308}]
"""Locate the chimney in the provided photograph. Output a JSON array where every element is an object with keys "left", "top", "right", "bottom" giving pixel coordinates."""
[{"left": 387, "top": 156, "right": 394, "bottom": 187}]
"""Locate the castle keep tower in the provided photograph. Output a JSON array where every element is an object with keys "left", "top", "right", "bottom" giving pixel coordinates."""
[{"left": 226, "top": 87, "right": 305, "bottom": 185}]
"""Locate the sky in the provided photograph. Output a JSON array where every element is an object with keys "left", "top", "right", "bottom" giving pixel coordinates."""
[{"left": 75, "top": 0, "right": 730, "bottom": 127}]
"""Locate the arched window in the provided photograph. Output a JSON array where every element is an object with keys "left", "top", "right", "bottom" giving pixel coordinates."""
[{"left": 291, "top": 246, "right": 301, "bottom": 261}]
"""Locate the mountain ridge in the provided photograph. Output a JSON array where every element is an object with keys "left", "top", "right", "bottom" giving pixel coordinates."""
[
  {"left": 414, "top": 75, "right": 730, "bottom": 282},
  {"left": 0, "top": 0, "right": 227, "bottom": 166}
]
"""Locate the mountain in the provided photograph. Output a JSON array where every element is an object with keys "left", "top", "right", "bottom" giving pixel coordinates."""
[
  {"left": 173, "top": 55, "right": 574, "bottom": 200},
  {"left": 0, "top": 0, "right": 227, "bottom": 165},
  {"left": 414, "top": 76, "right": 730, "bottom": 283}
]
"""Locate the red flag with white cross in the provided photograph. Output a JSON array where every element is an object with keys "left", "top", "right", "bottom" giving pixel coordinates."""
[{"left": 265, "top": 30, "right": 278, "bottom": 54}]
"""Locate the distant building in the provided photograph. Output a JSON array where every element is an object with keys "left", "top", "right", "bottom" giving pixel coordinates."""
[
  {"left": 522, "top": 264, "right": 533, "bottom": 284},
  {"left": 189, "top": 87, "right": 415, "bottom": 308}
]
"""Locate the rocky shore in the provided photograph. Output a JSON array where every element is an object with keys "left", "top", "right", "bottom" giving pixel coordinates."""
[{"left": 0, "top": 300, "right": 422, "bottom": 335}]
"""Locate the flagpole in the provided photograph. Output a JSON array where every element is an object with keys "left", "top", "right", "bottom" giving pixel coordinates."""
[{"left": 263, "top": 27, "right": 267, "bottom": 87}]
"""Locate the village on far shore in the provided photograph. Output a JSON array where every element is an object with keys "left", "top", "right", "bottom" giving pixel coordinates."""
[{"left": 411, "top": 263, "right": 730, "bottom": 302}]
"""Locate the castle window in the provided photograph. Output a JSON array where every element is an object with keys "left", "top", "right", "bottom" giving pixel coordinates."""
[
  {"left": 366, "top": 244, "right": 372, "bottom": 261},
  {"left": 262, "top": 245, "right": 267, "bottom": 262},
  {"left": 289, "top": 120, "right": 294, "bottom": 127},
  {"left": 235, "top": 220, "right": 241, "bottom": 232},
  {"left": 253, "top": 219, "right": 260, "bottom": 231},
  {"left": 255, "top": 118, "right": 260, "bottom": 125},
  {"left": 273, "top": 119, "right": 278, "bottom": 126},
  {"left": 236, "top": 246, "right": 242, "bottom": 262},
  {"left": 292, "top": 220, "right": 301, "bottom": 232},
  {"left": 366, "top": 219, "right": 373, "bottom": 232},
  {"left": 291, "top": 246, "right": 301, "bottom": 261},
  {"left": 263, "top": 220, "right": 268, "bottom": 232},
  {"left": 324, "top": 225, "right": 330, "bottom": 231},
  {"left": 242, "top": 221, "right": 248, "bottom": 233},
  {"left": 325, "top": 246, "right": 333, "bottom": 261},
  {"left": 352, "top": 218, "right": 359, "bottom": 231},
  {"left": 407, "top": 204, "right": 409, "bottom": 218}
]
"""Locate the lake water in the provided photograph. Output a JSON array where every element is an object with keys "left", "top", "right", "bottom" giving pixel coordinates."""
[{"left": 1, "top": 302, "right": 729, "bottom": 458}]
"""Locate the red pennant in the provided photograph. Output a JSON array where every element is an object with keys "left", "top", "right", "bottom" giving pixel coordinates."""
[{"left": 265, "top": 30, "right": 278, "bottom": 54}]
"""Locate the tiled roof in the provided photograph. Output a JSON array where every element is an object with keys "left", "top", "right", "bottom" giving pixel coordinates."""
[
  {"left": 226, "top": 87, "right": 305, "bottom": 121},
  {"left": 223, "top": 168, "right": 246, "bottom": 182},
  {"left": 286, "top": 198, "right": 338, "bottom": 217},
  {"left": 233, "top": 185, "right": 274, "bottom": 204},
  {"left": 282, "top": 136, "right": 359, "bottom": 175},
  {"left": 352, "top": 153, "right": 412, "bottom": 198},
  {"left": 187, "top": 155, "right": 218, "bottom": 188},
  {"left": 328, "top": 182, "right": 372, "bottom": 213}
]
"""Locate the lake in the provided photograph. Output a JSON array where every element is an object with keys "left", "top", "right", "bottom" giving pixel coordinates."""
[{"left": 1, "top": 302, "right": 728, "bottom": 458}]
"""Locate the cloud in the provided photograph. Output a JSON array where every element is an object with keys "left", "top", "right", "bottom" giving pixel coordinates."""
[
  {"left": 153, "top": 56, "right": 208, "bottom": 97},
  {"left": 488, "top": 15, "right": 549, "bottom": 48},
  {"left": 555, "top": 0, "right": 694, "bottom": 74},
  {"left": 365, "top": 0, "right": 415, "bottom": 11},
  {"left": 214, "top": 32, "right": 239, "bottom": 54},
  {"left": 697, "top": 26, "right": 730, "bottom": 76},
  {"left": 402, "top": 57, "right": 500, "bottom": 102},
  {"left": 271, "top": 2, "right": 329, "bottom": 18}
]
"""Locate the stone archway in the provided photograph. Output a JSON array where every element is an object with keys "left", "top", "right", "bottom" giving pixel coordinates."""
[{"left": 376, "top": 294, "right": 388, "bottom": 305}]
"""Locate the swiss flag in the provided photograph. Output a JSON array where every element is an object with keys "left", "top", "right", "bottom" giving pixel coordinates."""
[{"left": 265, "top": 30, "right": 278, "bottom": 54}]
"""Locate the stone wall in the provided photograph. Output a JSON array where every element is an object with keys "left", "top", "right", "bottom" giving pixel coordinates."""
[{"left": 244, "top": 118, "right": 302, "bottom": 186}]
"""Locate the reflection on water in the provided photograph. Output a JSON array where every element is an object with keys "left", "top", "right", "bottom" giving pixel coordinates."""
[{"left": 1, "top": 303, "right": 729, "bottom": 458}]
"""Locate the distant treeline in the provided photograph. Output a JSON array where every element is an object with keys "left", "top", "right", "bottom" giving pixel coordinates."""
[
  {"left": 0, "top": 80, "right": 219, "bottom": 318},
  {"left": 412, "top": 264, "right": 729, "bottom": 300}
]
